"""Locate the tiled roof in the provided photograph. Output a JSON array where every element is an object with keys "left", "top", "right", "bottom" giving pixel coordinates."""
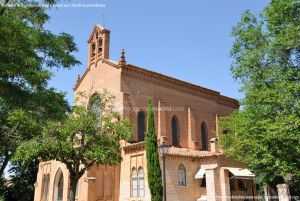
[
  {"left": 166, "top": 146, "right": 219, "bottom": 158},
  {"left": 123, "top": 141, "right": 219, "bottom": 159}
]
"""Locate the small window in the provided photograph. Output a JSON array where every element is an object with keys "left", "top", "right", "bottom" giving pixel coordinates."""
[
  {"left": 131, "top": 167, "right": 145, "bottom": 198},
  {"left": 172, "top": 116, "right": 180, "bottom": 147},
  {"left": 131, "top": 168, "right": 138, "bottom": 197},
  {"left": 201, "top": 122, "right": 208, "bottom": 150},
  {"left": 137, "top": 111, "right": 146, "bottom": 142},
  {"left": 98, "top": 38, "right": 103, "bottom": 53},
  {"left": 91, "top": 43, "right": 96, "bottom": 57},
  {"left": 200, "top": 175, "right": 206, "bottom": 187},
  {"left": 178, "top": 164, "right": 186, "bottom": 186},
  {"left": 138, "top": 168, "right": 145, "bottom": 197}
]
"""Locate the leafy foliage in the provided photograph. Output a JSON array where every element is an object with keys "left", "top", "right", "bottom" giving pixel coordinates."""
[
  {"left": 3, "top": 160, "right": 39, "bottom": 201},
  {"left": 220, "top": 0, "right": 300, "bottom": 195},
  {"left": 146, "top": 98, "right": 163, "bottom": 201},
  {"left": 0, "top": 0, "right": 80, "bottom": 199},
  {"left": 14, "top": 93, "right": 133, "bottom": 201}
]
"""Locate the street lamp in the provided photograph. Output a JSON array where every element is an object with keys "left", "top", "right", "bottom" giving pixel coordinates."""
[{"left": 159, "top": 142, "right": 168, "bottom": 201}]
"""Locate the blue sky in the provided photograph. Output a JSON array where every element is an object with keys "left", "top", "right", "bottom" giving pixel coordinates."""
[{"left": 46, "top": 0, "right": 269, "bottom": 105}]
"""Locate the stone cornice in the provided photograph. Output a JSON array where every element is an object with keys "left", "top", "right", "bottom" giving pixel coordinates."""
[
  {"left": 165, "top": 154, "right": 219, "bottom": 161},
  {"left": 123, "top": 141, "right": 145, "bottom": 154},
  {"left": 218, "top": 95, "right": 239, "bottom": 109}
]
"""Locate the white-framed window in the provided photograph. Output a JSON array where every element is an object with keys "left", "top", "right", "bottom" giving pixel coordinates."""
[
  {"left": 131, "top": 168, "right": 138, "bottom": 197},
  {"left": 178, "top": 164, "right": 186, "bottom": 186},
  {"left": 138, "top": 167, "right": 145, "bottom": 197},
  {"left": 131, "top": 167, "right": 145, "bottom": 198}
]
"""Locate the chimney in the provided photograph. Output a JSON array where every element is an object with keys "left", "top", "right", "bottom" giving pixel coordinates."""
[{"left": 210, "top": 138, "right": 219, "bottom": 153}]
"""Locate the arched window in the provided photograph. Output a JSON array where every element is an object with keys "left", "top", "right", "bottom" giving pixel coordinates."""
[
  {"left": 41, "top": 174, "right": 50, "bottom": 201},
  {"left": 131, "top": 168, "right": 138, "bottom": 197},
  {"left": 54, "top": 169, "right": 64, "bottom": 201},
  {"left": 98, "top": 38, "right": 103, "bottom": 53},
  {"left": 137, "top": 111, "right": 146, "bottom": 142},
  {"left": 131, "top": 167, "right": 145, "bottom": 198},
  {"left": 172, "top": 116, "right": 180, "bottom": 147},
  {"left": 91, "top": 43, "right": 96, "bottom": 57},
  {"left": 178, "top": 164, "right": 186, "bottom": 186},
  {"left": 138, "top": 167, "right": 145, "bottom": 197},
  {"left": 89, "top": 95, "right": 102, "bottom": 123},
  {"left": 201, "top": 122, "right": 208, "bottom": 150}
]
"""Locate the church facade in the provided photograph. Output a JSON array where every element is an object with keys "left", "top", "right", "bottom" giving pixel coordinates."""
[{"left": 34, "top": 24, "right": 257, "bottom": 201}]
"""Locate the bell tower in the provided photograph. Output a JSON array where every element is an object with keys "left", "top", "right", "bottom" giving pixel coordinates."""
[{"left": 88, "top": 24, "right": 110, "bottom": 64}]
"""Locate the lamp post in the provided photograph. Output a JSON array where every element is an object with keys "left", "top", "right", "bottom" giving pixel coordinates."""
[{"left": 159, "top": 142, "right": 168, "bottom": 201}]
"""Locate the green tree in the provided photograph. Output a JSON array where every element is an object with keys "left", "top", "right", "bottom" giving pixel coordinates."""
[
  {"left": 3, "top": 160, "right": 39, "bottom": 201},
  {"left": 146, "top": 98, "right": 163, "bottom": 201},
  {"left": 0, "top": 90, "right": 70, "bottom": 200},
  {"left": 220, "top": 0, "right": 300, "bottom": 195},
  {"left": 0, "top": 91, "right": 70, "bottom": 176},
  {"left": 0, "top": 0, "right": 79, "bottom": 176},
  {"left": 0, "top": 0, "right": 80, "bottom": 199},
  {"left": 14, "top": 93, "right": 133, "bottom": 201}
]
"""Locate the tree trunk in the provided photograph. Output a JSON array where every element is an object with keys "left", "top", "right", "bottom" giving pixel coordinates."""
[
  {"left": 0, "top": 152, "right": 10, "bottom": 177},
  {"left": 68, "top": 177, "right": 78, "bottom": 201}
]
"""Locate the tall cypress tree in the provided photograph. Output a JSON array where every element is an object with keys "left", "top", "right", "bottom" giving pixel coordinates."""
[{"left": 146, "top": 98, "right": 163, "bottom": 201}]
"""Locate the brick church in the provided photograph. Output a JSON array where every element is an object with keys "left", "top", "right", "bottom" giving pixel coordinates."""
[{"left": 34, "top": 24, "right": 257, "bottom": 201}]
